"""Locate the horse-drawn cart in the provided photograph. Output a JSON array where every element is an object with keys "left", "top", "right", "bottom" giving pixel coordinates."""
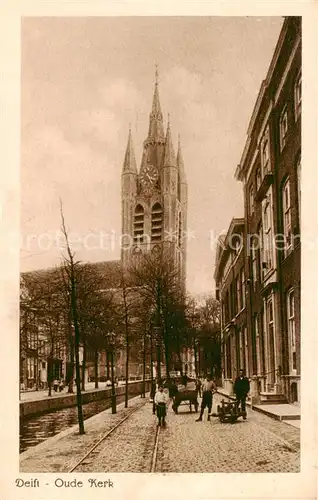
[{"left": 172, "top": 389, "right": 199, "bottom": 413}]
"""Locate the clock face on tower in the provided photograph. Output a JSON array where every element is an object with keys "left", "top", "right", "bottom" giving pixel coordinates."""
[{"left": 139, "top": 164, "right": 158, "bottom": 195}]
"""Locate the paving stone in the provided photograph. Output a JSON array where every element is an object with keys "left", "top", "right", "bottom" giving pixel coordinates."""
[{"left": 20, "top": 393, "right": 300, "bottom": 473}]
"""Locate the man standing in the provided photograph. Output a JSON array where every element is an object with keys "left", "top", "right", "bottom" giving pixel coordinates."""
[
  {"left": 154, "top": 385, "right": 168, "bottom": 426},
  {"left": 195, "top": 374, "right": 216, "bottom": 422},
  {"left": 233, "top": 369, "right": 250, "bottom": 419}
]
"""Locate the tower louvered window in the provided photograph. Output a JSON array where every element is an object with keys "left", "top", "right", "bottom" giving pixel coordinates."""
[
  {"left": 151, "top": 203, "right": 163, "bottom": 242},
  {"left": 178, "top": 212, "right": 182, "bottom": 247},
  {"left": 133, "top": 204, "right": 144, "bottom": 243}
]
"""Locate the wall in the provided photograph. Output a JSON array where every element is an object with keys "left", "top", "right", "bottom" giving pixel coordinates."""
[{"left": 20, "top": 380, "right": 151, "bottom": 418}]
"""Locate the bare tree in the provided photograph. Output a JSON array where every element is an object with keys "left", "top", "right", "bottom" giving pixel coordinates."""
[
  {"left": 59, "top": 202, "right": 84, "bottom": 434},
  {"left": 129, "top": 245, "right": 185, "bottom": 380}
]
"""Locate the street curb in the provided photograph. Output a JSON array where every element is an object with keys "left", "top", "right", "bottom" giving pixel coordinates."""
[{"left": 216, "top": 389, "right": 300, "bottom": 424}]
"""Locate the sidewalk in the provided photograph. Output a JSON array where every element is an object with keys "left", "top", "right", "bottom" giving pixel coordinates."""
[
  {"left": 216, "top": 388, "right": 301, "bottom": 428},
  {"left": 20, "top": 382, "right": 106, "bottom": 402},
  {"left": 20, "top": 380, "right": 133, "bottom": 403}
]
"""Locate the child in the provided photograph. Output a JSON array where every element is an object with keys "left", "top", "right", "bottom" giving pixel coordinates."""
[{"left": 154, "top": 385, "right": 168, "bottom": 426}]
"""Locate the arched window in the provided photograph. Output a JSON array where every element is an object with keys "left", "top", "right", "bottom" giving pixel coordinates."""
[
  {"left": 133, "top": 204, "right": 144, "bottom": 243},
  {"left": 151, "top": 203, "right": 163, "bottom": 242}
]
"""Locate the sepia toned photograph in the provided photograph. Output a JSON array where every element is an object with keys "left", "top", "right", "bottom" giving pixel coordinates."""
[{"left": 19, "top": 16, "right": 301, "bottom": 474}]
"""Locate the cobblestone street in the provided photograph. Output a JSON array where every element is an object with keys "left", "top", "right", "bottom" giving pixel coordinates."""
[
  {"left": 20, "top": 393, "right": 300, "bottom": 473},
  {"left": 156, "top": 394, "right": 300, "bottom": 473}
]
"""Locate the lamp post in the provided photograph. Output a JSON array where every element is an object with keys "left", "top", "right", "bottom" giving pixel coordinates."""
[{"left": 108, "top": 332, "right": 117, "bottom": 414}]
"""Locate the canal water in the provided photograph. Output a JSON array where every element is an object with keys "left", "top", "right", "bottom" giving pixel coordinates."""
[{"left": 20, "top": 395, "right": 127, "bottom": 454}]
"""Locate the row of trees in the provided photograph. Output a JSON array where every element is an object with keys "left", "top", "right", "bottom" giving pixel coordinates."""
[{"left": 20, "top": 208, "right": 221, "bottom": 434}]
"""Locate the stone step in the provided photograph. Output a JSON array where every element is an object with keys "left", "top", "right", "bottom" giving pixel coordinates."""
[{"left": 259, "top": 392, "right": 288, "bottom": 404}]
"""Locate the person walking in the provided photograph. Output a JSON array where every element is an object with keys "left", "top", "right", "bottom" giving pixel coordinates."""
[
  {"left": 154, "top": 385, "right": 168, "bottom": 426},
  {"left": 195, "top": 374, "right": 216, "bottom": 422},
  {"left": 233, "top": 369, "right": 250, "bottom": 419},
  {"left": 195, "top": 378, "right": 202, "bottom": 397}
]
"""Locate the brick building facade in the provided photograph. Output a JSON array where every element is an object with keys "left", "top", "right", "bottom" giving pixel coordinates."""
[{"left": 216, "top": 17, "right": 301, "bottom": 404}]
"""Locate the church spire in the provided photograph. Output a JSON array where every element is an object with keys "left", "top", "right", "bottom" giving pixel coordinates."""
[
  {"left": 122, "top": 125, "right": 137, "bottom": 173},
  {"left": 163, "top": 115, "right": 176, "bottom": 167},
  {"left": 177, "top": 135, "right": 186, "bottom": 182},
  {"left": 147, "top": 66, "right": 165, "bottom": 141}
]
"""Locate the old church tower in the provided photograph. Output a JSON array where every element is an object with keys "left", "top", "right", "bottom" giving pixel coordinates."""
[{"left": 121, "top": 71, "right": 188, "bottom": 287}]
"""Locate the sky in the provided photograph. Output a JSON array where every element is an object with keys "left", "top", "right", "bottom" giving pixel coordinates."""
[{"left": 21, "top": 16, "right": 284, "bottom": 294}]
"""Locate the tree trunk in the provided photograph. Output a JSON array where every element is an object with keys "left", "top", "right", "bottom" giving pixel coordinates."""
[
  {"left": 156, "top": 342, "right": 162, "bottom": 381},
  {"left": 150, "top": 332, "right": 154, "bottom": 389},
  {"left": 68, "top": 339, "right": 75, "bottom": 393},
  {"left": 81, "top": 341, "right": 86, "bottom": 392},
  {"left": 142, "top": 330, "right": 146, "bottom": 398},
  {"left": 71, "top": 285, "right": 85, "bottom": 434},
  {"left": 47, "top": 356, "right": 53, "bottom": 397},
  {"left": 110, "top": 350, "right": 116, "bottom": 414},
  {"left": 125, "top": 335, "right": 129, "bottom": 408},
  {"left": 193, "top": 336, "right": 198, "bottom": 378},
  {"left": 94, "top": 349, "right": 99, "bottom": 389}
]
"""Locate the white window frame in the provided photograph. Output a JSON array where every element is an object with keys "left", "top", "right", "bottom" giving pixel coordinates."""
[
  {"left": 297, "top": 156, "right": 301, "bottom": 223},
  {"left": 279, "top": 106, "right": 288, "bottom": 151},
  {"left": 261, "top": 126, "right": 271, "bottom": 176},
  {"left": 294, "top": 71, "right": 301, "bottom": 121},
  {"left": 256, "top": 167, "right": 262, "bottom": 192},
  {"left": 241, "top": 267, "right": 245, "bottom": 308},
  {"left": 282, "top": 178, "right": 292, "bottom": 255},
  {"left": 249, "top": 184, "right": 255, "bottom": 215},
  {"left": 236, "top": 275, "right": 241, "bottom": 312},
  {"left": 287, "top": 289, "right": 297, "bottom": 373},
  {"left": 262, "top": 195, "right": 273, "bottom": 273},
  {"left": 251, "top": 237, "right": 258, "bottom": 288},
  {"left": 255, "top": 315, "right": 261, "bottom": 375},
  {"left": 244, "top": 327, "right": 249, "bottom": 377}
]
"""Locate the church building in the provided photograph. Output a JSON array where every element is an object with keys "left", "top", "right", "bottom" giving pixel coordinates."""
[{"left": 121, "top": 70, "right": 188, "bottom": 286}]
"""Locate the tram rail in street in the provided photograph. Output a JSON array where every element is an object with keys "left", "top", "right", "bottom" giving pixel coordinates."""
[{"left": 68, "top": 401, "right": 148, "bottom": 473}]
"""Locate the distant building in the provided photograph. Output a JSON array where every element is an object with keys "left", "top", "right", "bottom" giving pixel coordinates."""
[
  {"left": 20, "top": 70, "right": 189, "bottom": 388},
  {"left": 214, "top": 219, "right": 247, "bottom": 394},
  {"left": 216, "top": 17, "right": 301, "bottom": 404}
]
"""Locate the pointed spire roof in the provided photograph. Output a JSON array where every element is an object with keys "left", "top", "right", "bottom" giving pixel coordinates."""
[
  {"left": 163, "top": 116, "right": 176, "bottom": 167},
  {"left": 147, "top": 67, "right": 165, "bottom": 141},
  {"left": 122, "top": 126, "right": 137, "bottom": 174},
  {"left": 177, "top": 135, "right": 187, "bottom": 182}
]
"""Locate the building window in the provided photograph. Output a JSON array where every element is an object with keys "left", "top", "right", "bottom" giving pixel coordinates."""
[
  {"left": 261, "top": 126, "right": 270, "bottom": 175},
  {"left": 297, "top": 156, "right": 301, "bottom": 224},
  {"left": 241, "top": 267, "right": 245, "bottom": 308},
  {"left": 282, "top": 179, "right": 292, "bottom": 255},
  {"left": 256, "top": 167, "right": 262, "bottom": 191},
  {"left": 255, "top": 315, "right": 261, "bottom": 375},
  {"left": 279, "top": 106, "right": 288, "bottom": 151},
  {"left": 262, "top": 196, "right": 273, "bottom": 273},
  {"left": 249, "top": 184, "right": 255, "bottom": 215},
  {"left": 236, "top": 276, "right": 241, "bottom": 312},
  {"left": 294, "top": 71, "right": 301, "bottom": 120},
  {"left": 266, "top": 298, "right": 275, "bottom": 378},
  {"left": 151, "top": 202, "right": 163, "bottom": 242},
  {"left": 133, "top": 204, "right": 144, "bottom": 243},
  {"left": 244, "top": 327, "right": 249, "bottom": 377},
  {"left": 287, "top": 289, "right": 296, "bottom": 371},
  {"left": 27, "top": 358, "right": 35, "bottom": 380},
  {"left": 258, "top": 224, "right": 264, "bottom": 281},
  {"left": 251, "top": 237, "right": 258, "bottom": 288}
]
